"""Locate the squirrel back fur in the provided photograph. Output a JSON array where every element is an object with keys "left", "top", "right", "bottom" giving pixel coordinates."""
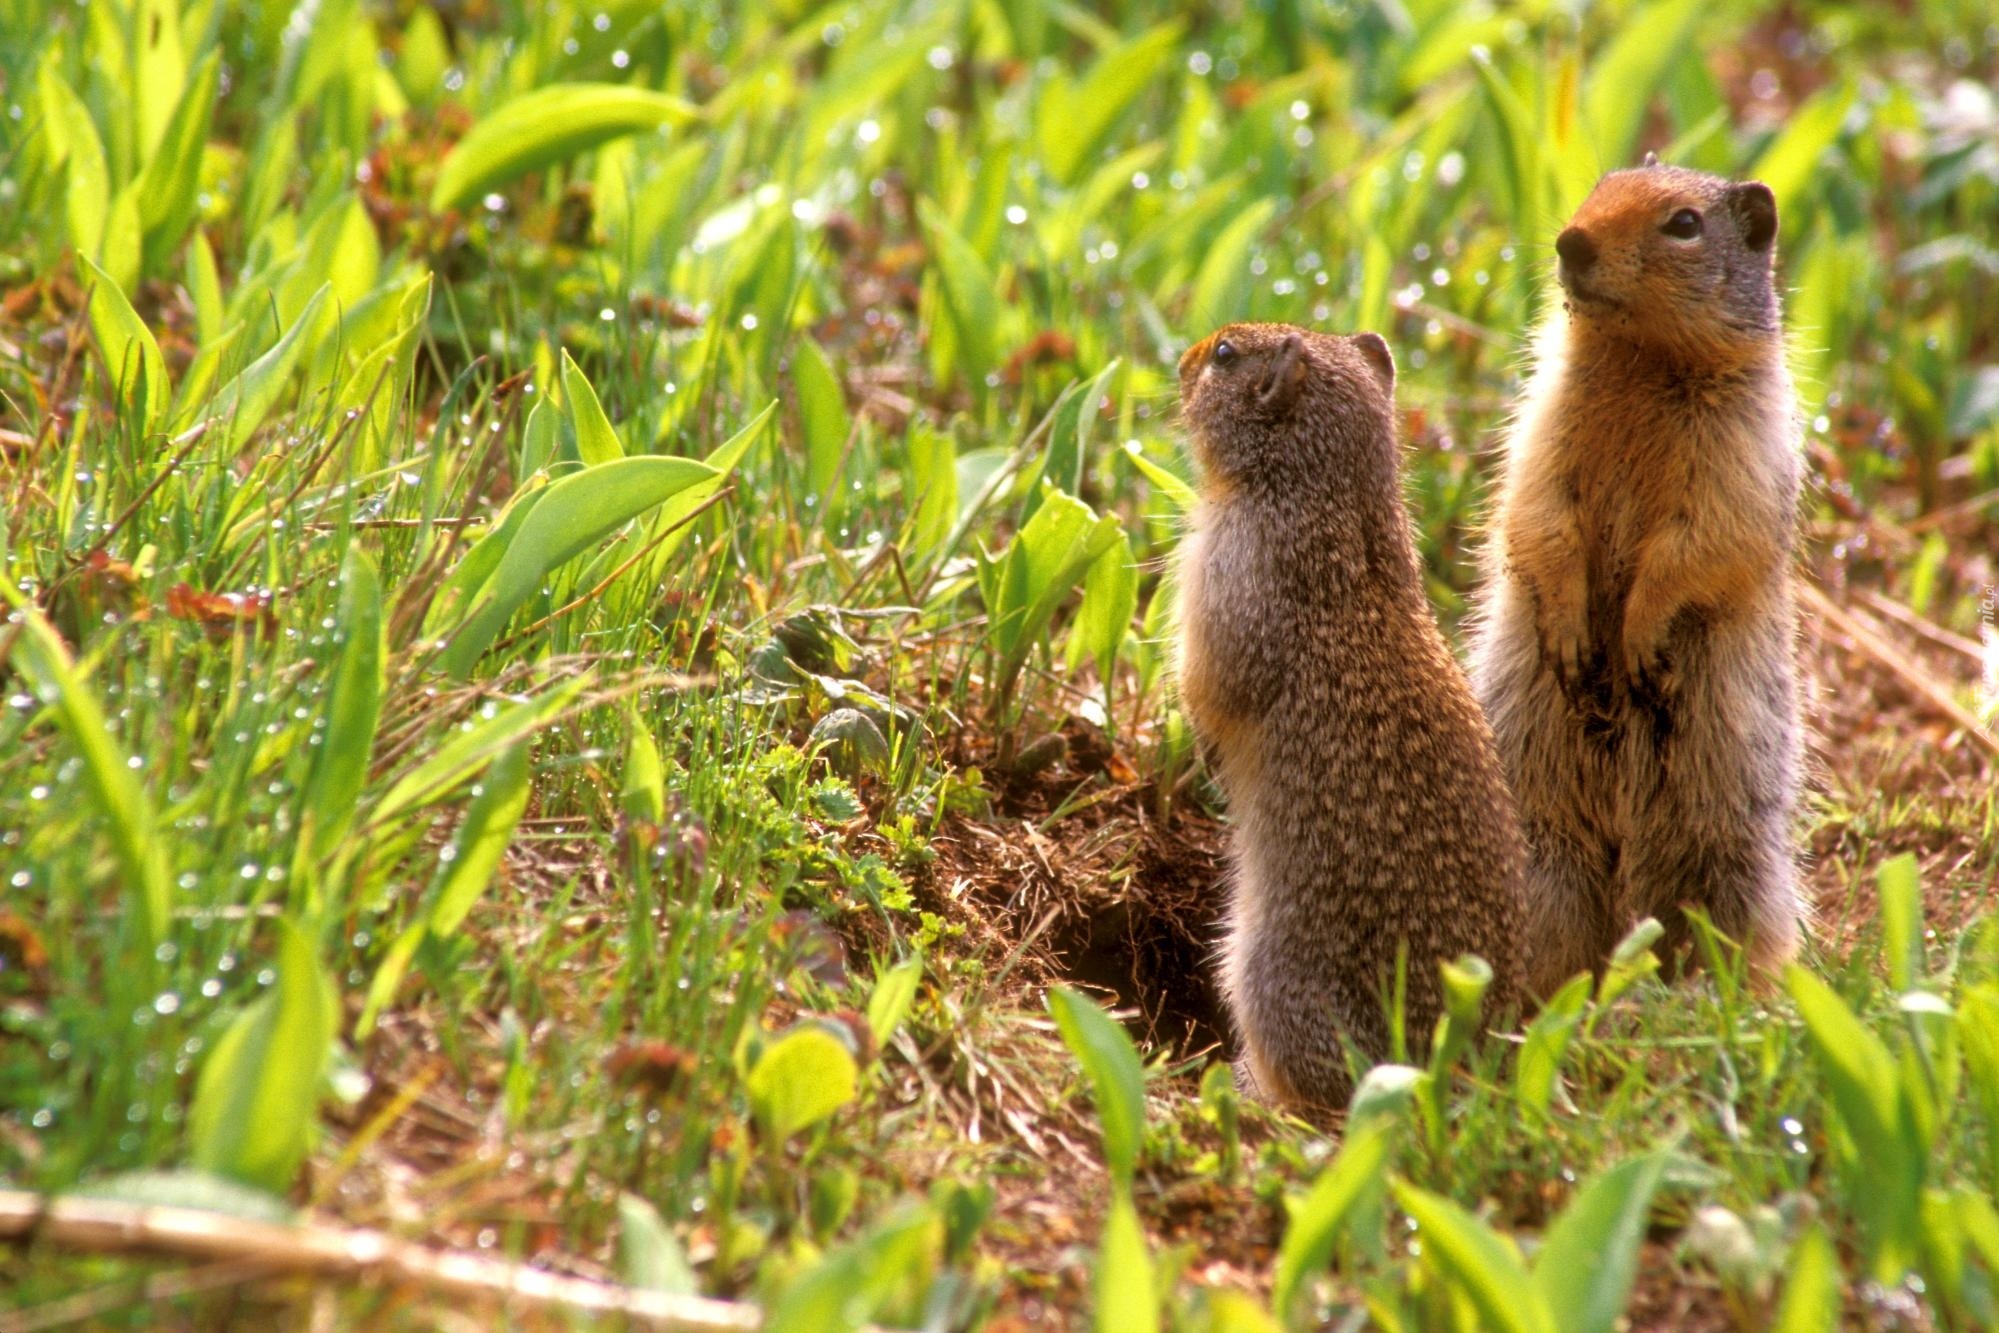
[{"left": 1175, "top": 323, "right": 1527, "bottom": 1113}]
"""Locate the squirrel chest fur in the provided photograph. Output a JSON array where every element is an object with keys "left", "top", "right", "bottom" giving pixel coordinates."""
[
  {"left": 1174, "top": 324, "right": 1527, "bottom": 1113},
  {"left": 1470, "top": 163, "right": 1807, "bottom": 994}
]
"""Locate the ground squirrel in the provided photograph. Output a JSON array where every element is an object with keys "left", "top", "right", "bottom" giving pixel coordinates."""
[
  {"left": 1174, "top": 323, "right": 1527, "bottom": 1113},
  {"left": 1470, "top": 162, "right": 1806, "bottom": 994}
]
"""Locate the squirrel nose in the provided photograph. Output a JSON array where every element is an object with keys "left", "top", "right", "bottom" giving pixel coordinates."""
[{"left": 1555, "top": 227, "right": 1598, "bottom": 275}]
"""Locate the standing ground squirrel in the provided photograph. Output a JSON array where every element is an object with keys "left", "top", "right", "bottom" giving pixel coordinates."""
[
  {"left": 1470, "top": 162, "right": 1806, "bottom": 994},
  {"left": 1174, "top": 323, "right": 1527, "bottom": 1113}
]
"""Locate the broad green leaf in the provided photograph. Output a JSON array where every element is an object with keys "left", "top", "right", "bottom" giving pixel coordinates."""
[
  {"left": 905, "top": 422, "right": 958, "bottom": 555},
  {"left": 1121, "top": 441, "right": 1199, "bottom": 515},
  {"left": 795, "top": 336, "right": 850, "bottom": 502},
  {"left": 80, "top": 255, "right": 167, "bottom": 435},
  {"left": 295, "top": 548, "right": 384, "bottom": 877},
  {"left": 1578, "top": 0, "right": 1705, "bottom": 185},
  {"left": 1748, "top": 82, "right": 1856, "bottom": 230},
  {"left": 1876, "top": 852, "right": 1924, "bottom": 992},
  {"left": 1471, "top": 50, "right": 1547, "bottom": 236},
  {"left": 40, "top": 64, "right": 110, "bottom": 263},
  {"left": 622, "top": 716, "right": 665, "bottom": 827},
  {"left": 137, "top": 48, "right": 219, "bottom": 273},
  {"left": 424, "top": 482, "right": 552, "bottom": 640},
  {"left": 1038, "top": 22, "right": 1182, "bottom": 186},
  {"left": 766, "top": 1203, "right": 939, "bottom": 1333},
  {"left": 1430, "top": 953, "right": 1495, "bottom": 1073},
  {"left": 1033, "top": 360, "right": 1121, "bottom": 516},
  {"left": 561, "top": 349, "right": 624, "bottom": 465},
  {"left": 866, "top": 955, "right": 924, "bottom": 1048},
  {"left": 611, "top": 398, "right": 777, "bottom": 603},
  {"left": 800, "top": 9, "right": 944, "bottom": 146},
  {"left": 979, "top": 488, "right": 1123, "bottom": 693},
  {"left": 1187, "top": 199, "right": 1277, "bottom": 327},
  {"left": 187, "top": 229, "right": 224, "bottom": 345},
  {"left": 1070, "top": 530, "right": 1136, "bottom": 690},
  {"left": 200, "top": 283, "right": 331, "bottom": 452},
  {"left": 189, "top": 919, "right": 338, "bottom": 1191},
  {"left": 1049, "top": 985, "right": 1147, "bottom": 1187},
  {"left": 1393, "top": 1182, "right": 1555, "bottom": 1333},
  {"left": 356, "top": 922, "right": 425, "bottom": 1041},
  {"left": 101, "top": 184, "right": 145, "bottom": 297},
  {"left": 1786, "top": 966, "right": 1925, "bottom": 1280},
  {"left": 1516, "top": 973, "right": 1593, "bottom": 1117},
  {"left": 748, "top": 1027, "right": 859, "bottom": 1141},
  {"left": 1094, "top": 1190, "right": 1158, "bottom": 1333},
  {"left": 130, "top": 0, "right": 187, "bottom": 161},
  {"left": 1272, "top": 1120, "right": 1391, "bottom": 1325},
  {"left": 1959, "top": 986, "right": 1999, "bottom": 1191},
  {"left": 617, "top": 1193, "right": 697, "bottom": 1296},
  {"left": 425, "top": 740, "right": 532, "bottom": 937},
  {"left": 2, "top": 599, "right": 171, "bottom": 949},
  {"left": 519, "top": 398, "right": 561, "bottom": 479},
  {"left": 436, "top": 454, "right": 717, "bottom": 676},
  {"left": 370, "top": 676, "right": 587, "bottom": 828},
  {"left": 1348, "top": 1063, "right": 1426, "bottom": 1132},
  {"left": 1531, "top": 1151, "right": 1671, "bottom": 1333},
  {"left": 918, "top": 200, "right": 1002, "bottom": 388},
  {"left": 1771, "top": 1225, "right": 1841, "bottom": 1333},
  {"left": 430, "top": 83, "right": 697, "bottom": 213}
]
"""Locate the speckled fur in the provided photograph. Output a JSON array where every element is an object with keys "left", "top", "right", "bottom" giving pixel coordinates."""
[
  {"left": 1174, "top": 324, "right": 1527, "bottom": 1115},
  {"left": 1468, "top": 164, "right": 1807, "bottom": 996}
]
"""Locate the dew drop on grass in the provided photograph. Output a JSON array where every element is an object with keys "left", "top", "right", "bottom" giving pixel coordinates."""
[
  {"left": 255, "top": 968, "right": 276, "bottom": 987},
  {"left": 31, "top": 1109, "right": 53, "bottom": 1129},
  {"left": 154, "top": 993, "right": 180, "bottom": 1016},
  {"left": 200, "top": 979, "right": 221, "bottom": 998},
  {"left": 28, "top": 786, "right": 47, "bottom": 801},
  {"left": 9, "top": 871, "right": 27, "bottom": 888}
]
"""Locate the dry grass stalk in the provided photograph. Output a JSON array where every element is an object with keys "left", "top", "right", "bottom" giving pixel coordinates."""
[{"left": 0, "top": 1190, "right": 766, "bottom": 1332}]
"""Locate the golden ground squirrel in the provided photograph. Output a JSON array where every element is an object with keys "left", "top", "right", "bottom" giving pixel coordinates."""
[
  {"left": 1470, "top": 162, "right": 1806, "bottom": 994},
  {"left": 1174, "top": 323, "right": 1527, "bottom": 1113}
]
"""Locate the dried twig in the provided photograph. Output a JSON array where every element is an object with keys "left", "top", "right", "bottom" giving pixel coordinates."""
[
  {"left": 0, "top": 1190, "right": 764, "bottom": 1331},
  {"left": 1803, "top": 581, "right": 1999, "bottom": 761}
]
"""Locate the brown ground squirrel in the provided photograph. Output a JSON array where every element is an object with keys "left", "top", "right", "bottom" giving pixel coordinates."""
[
  {"left": 1469, "top": 162, "right": 1806, "bottom": 994},
  {"left": 1174, "top": 323, "right": 1527, "bottom": 1113}
]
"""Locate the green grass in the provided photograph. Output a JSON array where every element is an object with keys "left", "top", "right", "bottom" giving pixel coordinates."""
[{"left": 2, "top": 0, "right": 1997, "bottom": 1327}]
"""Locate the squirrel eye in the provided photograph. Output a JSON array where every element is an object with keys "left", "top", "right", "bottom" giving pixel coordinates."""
[
  {"left": 1661, "top": 208, "right": 1703, "bottom": 239},
  {"left": 1210, "top": 339, "right": 1237, "bottom": 367}
]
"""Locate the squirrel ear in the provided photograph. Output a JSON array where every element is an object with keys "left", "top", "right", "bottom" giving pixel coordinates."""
[
  {"left": 1349, "top": 332, "right": 1395, "bottom": 391},
  {"left": 1730, "top": 181, "right": 1778, "bottom": 253}
]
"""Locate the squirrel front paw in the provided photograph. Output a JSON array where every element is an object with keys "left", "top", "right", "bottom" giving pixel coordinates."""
[
  {"left": 1623, "top": 610, "right": 1680, "bottom": 693},
  {"left": 1540, "top": 615, "right": 1609, "bottom": 717}
]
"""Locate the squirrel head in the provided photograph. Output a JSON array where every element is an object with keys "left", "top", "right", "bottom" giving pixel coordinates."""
[
  {"left": 1177, "top": 323, "right": 1398, "bottom": 497},
  {"left": 1554, "top": 161, "right": 1781, "bottom": 362}
]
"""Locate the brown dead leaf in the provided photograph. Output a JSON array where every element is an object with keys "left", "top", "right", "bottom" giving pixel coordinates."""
[{"left": 167, "top": 583, "right": 278, "bottom": 639}]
